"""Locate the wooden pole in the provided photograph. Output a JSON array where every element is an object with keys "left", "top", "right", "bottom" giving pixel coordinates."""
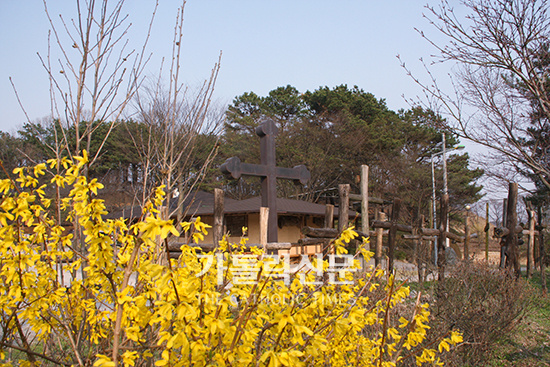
[
  {"left": 502, "top": 199, "right": 508, "bottom": 226},
  {"left": 542, "top": 228, "right": 547, "bottom": 296},
  {"left": 260, "top": 207, "right": 269, "bottom": 254},
  {"left": 387, "top": 199, "right": 402, "bottom": 273},
  {"left": 538, "top": 206, "right": 547, "bottom": 296},
  {"left": 375, "top": 212, "right": 386, "bottom": 268},
  {"left": 325, "top": 204, "right": 334, "bottom": 229},
  {"left": 361, "top": 165, "right": 369, "bottom": 234},
  {"left": 534, "top": 220, "right": 540, "bottom": 271},
  {"left": 438, "top": 194, "right": 449, "bottom": 282},
  {"left": 486, "top": 202, "right": 490, "bottom": 263},
  {"left": 527, "top": 209, "right": 535, "bottom": 278},
  {"left": 464, "top": 207, "right": 470, "bottom": 261},
  {"left": 415, "top": 215, "right": 425, "bottom": 283},
  {"left": 504, "top": 183, "right": 519, "bottom": 277},
  {"left": 500, "top": 198, "right": 508, "bottom": 268},
  {"left": 420, "top": 215, "right": 426, "bottom": 282},
  {"left": 338, "top": 184, "right": 350, "bottom": 233},
  {"left": 348, "top": 194, "right": 385, "bottom": 205},
  {"left": 213, "top": 188, "right": 224, "bottom": 247},
  {"left": 370, "top": 221, "right": 464, "bottom": 242}
]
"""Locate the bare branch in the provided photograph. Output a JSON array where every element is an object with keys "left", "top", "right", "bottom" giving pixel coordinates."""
[{"left": 404, "top": 0, "right": 550, "bottom": 194}]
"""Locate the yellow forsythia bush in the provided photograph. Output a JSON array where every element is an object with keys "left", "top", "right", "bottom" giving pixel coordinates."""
[{"left": 0, "top": 152, "right": 461, "bottom": 367}]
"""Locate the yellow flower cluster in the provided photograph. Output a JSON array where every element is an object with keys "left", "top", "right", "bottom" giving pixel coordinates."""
[{"left": 0, "top": 153, "right": 461, "bottom": 367}]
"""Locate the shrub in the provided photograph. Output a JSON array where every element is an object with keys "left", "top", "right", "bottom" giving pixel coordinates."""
[
  {"left": 419, "top": 262, "right": 531, "bottom": 366},
  {"left": 0, "top": 154, "right": 461, "bottom": 366}
]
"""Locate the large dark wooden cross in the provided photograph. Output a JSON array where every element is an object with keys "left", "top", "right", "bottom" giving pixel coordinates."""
[{"left": 220, "top": 119, "right": 310, "bottom": 243}]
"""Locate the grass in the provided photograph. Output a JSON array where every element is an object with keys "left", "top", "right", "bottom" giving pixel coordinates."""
[
  {"left": 486, "top": 270, "right": 550, "bottom": 366},
  {"left": 405, "top": 265, "right": 550, "bottom": 366}
]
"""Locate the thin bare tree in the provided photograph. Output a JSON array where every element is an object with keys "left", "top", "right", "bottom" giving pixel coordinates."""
[
  {"left": 35, "top": 0, "right": 155, "bottom": 166},
  {"left": 9, "top": 0, "right": 157, "bottom": 233},
  {"left": 132, "top": 5, "right": 223, "bottom": 225},
  {"left": 401, "top": 0, "right": 550, "bottom": 191}
]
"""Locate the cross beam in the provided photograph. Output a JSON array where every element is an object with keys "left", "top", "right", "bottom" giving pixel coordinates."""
[{"left": 220, "top": 119, "right": 310, "bottom": 242}]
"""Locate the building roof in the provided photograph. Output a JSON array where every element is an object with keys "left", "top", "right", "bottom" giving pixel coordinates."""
[
  {"left": 106, "top": 191, "right": 354, "bottom": 219},
  {"left": 183, "top": 192, "right": 354, "bottom": 217},
  {"left": 103, "top": 191, "right": 219, "bottom": 220},
  {"left": 224, "top": 196, "right": 331, "bottom": 216}
]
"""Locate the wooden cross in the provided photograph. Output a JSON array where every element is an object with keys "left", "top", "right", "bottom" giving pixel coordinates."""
[{"left": 220, "top": 119, "right": 310, "bottom": 243}]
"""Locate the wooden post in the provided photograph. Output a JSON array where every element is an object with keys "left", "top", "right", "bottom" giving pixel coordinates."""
[
  {"left": 387, "top": 199, "right": 402, "bottom": 273},
  {"left": 260, "top": 207, "right": 269, "bottom": 254},
  {"left": 325, "top": 204, "right": 334, "bottom": 229},
  {"left": 500, "top": 198, "right": 508, "bottom": 268},
  {"left": 414, "top": 215, "right": 425, "bottom": 283},
  {"left": 527, "top": 209, "right": 535, "bottom": 278},
  {"left": 438, "top": 194, "right": 449, "bottom": 282},
  {"left": 359, "top": 166, "right": 369, "bottom": 272},
  {"left": 485, "top": 202, "right": 490, "bottom": 263},
  {"left": 420, "top": 215, "right": 426, "bottom": 282},
  {"left": 502, "top": 199, "right": 508, "bottom": 227},
  {"left": 504, "top": 183, "right": 519, "bottom": 277},
  {"left": 375, "top": 212, "right": 386, "bottom": 268},
  {"left": 542, "top": 228, "right": 548, "bottom": 295},
  {"left": 361, "top": 165, "right": 369, "bottom": 234},
  {"left": 338, "top": 184, "right": 350, "bottom": 233},
  {"left": 534, "top": 222, "right": 540, "bottom": 271},
  {"left": 464, "top": 208, "right": 470, "bottom": 261},
  {"left": 213, "top": 188, "right": 224, "bottom": 247},
  {"left": 538, "top": 206, "right": 547, "bottom": 296}
]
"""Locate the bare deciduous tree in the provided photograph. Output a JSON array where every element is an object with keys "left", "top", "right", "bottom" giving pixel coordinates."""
[
  {"left": 36, "top": 0, "right": 155, "bottom": 166},
  {"left": 9, "top": 0, "right": 157, "bottom": 246},
  {"left": 401, "top": 0, "right": 550, "bottom": 192},
  {"left": 132, "top": 5, "right": 223, "bottom": 225},
  {"left": 2, "top": 1, "right": 227, "bottom": 365}
]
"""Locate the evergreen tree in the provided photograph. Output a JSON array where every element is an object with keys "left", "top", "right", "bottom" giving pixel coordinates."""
[{"left": 219, "top": 85, "right": 483, "bottom": 223}]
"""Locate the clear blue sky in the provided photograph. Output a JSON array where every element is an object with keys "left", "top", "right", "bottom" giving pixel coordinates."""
[
  {"left": 0, "top": 0, "right": 453, "bottom": 134},
  {"left": 0, "top": 1, "right": 522, "bottom": 206}
]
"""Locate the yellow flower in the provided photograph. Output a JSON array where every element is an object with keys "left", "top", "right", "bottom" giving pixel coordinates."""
[{"left": 0, "top": 159, "right": 455, "bottom": 367}]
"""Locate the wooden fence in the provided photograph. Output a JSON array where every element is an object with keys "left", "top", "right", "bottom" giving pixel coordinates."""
[{"left": 172, "top": 166, "right": 544, "bottom": 282}]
